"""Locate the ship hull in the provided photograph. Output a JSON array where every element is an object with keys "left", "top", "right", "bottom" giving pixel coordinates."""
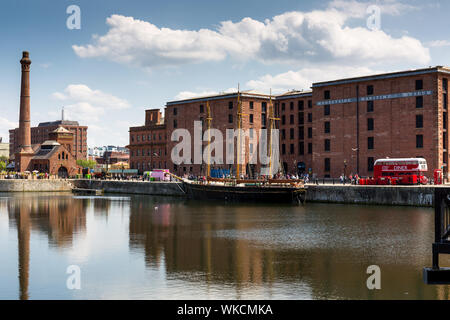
[{"left": 183, "top": 182, "right": 306, "bottom": 204}]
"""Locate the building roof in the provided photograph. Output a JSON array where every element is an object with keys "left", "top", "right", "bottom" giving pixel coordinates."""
[
  {"left": 52, "top": 126, "right": 71, "bottom": 133},
  {"left": 166, "top": 90, "right": 272, "bottom": 106},
  {"left": 312, "top": 66, "right": 450, "bottom": 88},
  {"left": 38, "top": 120, "right": 82, "bottom": 127},
  {"left": 276, "top": 90, "right": 313, "bottom": 100},
  {"left": 32, "top": 144, "right": 61, "bottom": 160}
]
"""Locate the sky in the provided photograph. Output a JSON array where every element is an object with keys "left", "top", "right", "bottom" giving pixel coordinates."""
[{"left": 0, "top": 0, "right": 449, "bottom": 147}]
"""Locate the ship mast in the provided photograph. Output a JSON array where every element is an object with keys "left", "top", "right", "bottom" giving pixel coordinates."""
[
  {"left": 236, "top": 84, "right": 244, "bottom": 179},
  {"left": 268, "top": 89, "right": 280, "bottom": 178},
  {"left": 206, "top": 100, "right": 212, "bottom": 180}
]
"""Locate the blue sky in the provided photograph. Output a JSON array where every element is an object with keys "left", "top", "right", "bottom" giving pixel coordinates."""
[{"left": 0, "top": 0, "right": 449, "bottom": 146}]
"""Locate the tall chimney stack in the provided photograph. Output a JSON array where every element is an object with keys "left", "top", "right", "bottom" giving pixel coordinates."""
[
  {"left": 18, "top": 51, "right": 32, "bottom": 153},
  {"left": 15, "top": 51, "right": 34, "bottom": 172}
]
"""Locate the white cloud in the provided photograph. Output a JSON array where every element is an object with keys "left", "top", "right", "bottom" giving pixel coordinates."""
[
  {"left": 427, "top": 40, "right": 450, "bottom": 48},
  {"left": 174, "top": 88, "right": 236, "bottom": 100},
  {"left": 0, "top": 117, "right": 18, "bottom": 143},
  {"left": 52, "top": 84, "right": 131, "bottom": 122},
  {"left": 246, "top": 66, "right": 380, "bottom": 93},
  {"left": 72, "top": 3, "right": 430, "bottom": 69},
  {"left": 51, "top": 85, "right": 132, "bottom": 147}
]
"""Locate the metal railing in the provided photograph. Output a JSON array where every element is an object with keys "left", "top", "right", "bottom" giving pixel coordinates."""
[{"left": 431, "top": 188, "right": 450, "bottom": 269}]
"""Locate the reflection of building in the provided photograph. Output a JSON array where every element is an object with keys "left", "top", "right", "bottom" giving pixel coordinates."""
[
  {"left": 12, "top": 52, "right": 81, "bottom": 176},
  {"left": 95, "top": 151, "right": 129, "bottom": 166},
  {"left": 7, "top": 194, "right": 88, "bottom": 299}
]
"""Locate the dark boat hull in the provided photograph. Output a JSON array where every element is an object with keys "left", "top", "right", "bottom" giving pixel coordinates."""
[{"left": 183, "top": 182, "right": 306, "bottom": 204}]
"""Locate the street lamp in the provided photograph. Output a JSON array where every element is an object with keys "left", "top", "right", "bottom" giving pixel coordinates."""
[{"left": 343, "top": 160, "right": 347, "bottom": 185}]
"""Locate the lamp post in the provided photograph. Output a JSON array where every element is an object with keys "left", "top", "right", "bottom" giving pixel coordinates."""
[{"left": 343, "top": 160, "right": 347, "bottom": 185}]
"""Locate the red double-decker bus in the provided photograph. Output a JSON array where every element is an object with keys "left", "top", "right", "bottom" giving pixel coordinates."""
[{"left": 364, "top": 158, "right": 428, "bottom": 185}]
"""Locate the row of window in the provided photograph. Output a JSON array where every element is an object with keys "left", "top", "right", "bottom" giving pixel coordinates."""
[
  {"left": 322, "top": 79, "right": 425, "bottom": 101},
  {"left": 130, "top": 148, "right": 165, "bottom": 157},
  {"left": 281, "top": 127, "right": 312, "bottom": 140},
  {"left": 131, "top": 133, "right": 164, "bottom": 143},
  {"left": 280, "top": 100, "right": 313, "bottom": 112},
  {"left": 130, "top": 162, "right": 166, "bottom": 170},
  {"left": 281, "top": 142, "right": 313, "bottom": 156}
]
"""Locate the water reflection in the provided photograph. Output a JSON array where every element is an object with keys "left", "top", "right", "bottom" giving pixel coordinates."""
[{"left": 1, "top": 193, "right": 450, "bottom": 299}]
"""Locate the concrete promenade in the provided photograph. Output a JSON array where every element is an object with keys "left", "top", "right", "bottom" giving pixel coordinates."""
[{"left": 0, "top": 178, "right": 447, "bottom": 207}]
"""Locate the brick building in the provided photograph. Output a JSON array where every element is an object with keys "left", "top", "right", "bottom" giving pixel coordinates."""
[
  {"left": 10, "top": 120, "right": 88, "bottom": 161},
  {"left": 165, "top": 91, "right": 273, "bottom": 177},
  {"left": 129, "top": 66, "right": 450, "bottom": 180},
  {"left": 311, "top": 67, "right": 449, "bottom": 179},
  {"left": 127, "top": 109, "right": 168, "bottom": 173}
]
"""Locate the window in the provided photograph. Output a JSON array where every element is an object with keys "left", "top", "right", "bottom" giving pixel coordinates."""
[
  {"left": 282, "top": 115, "right": 286, "bottom": 125},
  {"left": 324, "top": 90, "right": 330, "bottom": 100},
  {"left": 228, "top": 114, "right": 233, "bottom": 123},
  {"left": 262, "top": 102, "right": 267, "bottom": 112},
  {"left": 324, "top": 105, "right": 330, "bottom": 116},
  {"left": 308, "top": 127, "right": 312, "bottom": 139},
  {"left": 444, "top": 78, "right": 448, "bottom": 92},
  {"left": 282, "top": 103, "right": 285, "bottom": 111},
  {"left": 250, "top": 114, "right": 254, "bottom": 124},
  {"left": 290, "top": 102, "right": 294, "bottom": 110},
  {"left": 281, "top": 129, "right": 286, "bottom": 140},
  {"left": 200, "top": 105, "right": 204, "bottom": 113},
  {"left": 298, "top": 126, "right": 304, "bottom": 140},
  {"left": 299, "top": 142, "right": 304, "bottom": 155},
  {"left": 290, "top": 114, "right": 294, "bottom": 124},
  {"left": 416, "top": 96, "right": 423, "bottom": 108},
  {"left": 308, "top": 143, "right": 312, "bottom": 154},
  {"left": 229, "top": 101, "right": 233, "bottom": 109},
  {"left": 298, "top": 100, "right": 304, "bottom": 111},
  {"left": 367, "top": 118, "right": 374, "bottom": 131},
  {"left": 368, "top": 157, "right": 374, "bottom": 172},
  {"left": 367, "top": 85, "right": 374, "bottom": 95},
  {"left": 282, "top": 144, "right": 286, "bottom": 155},
  {"left": 324, "top": 158, "right": 331, "bottom": 172},
  {"left": 444, "top": 93, "right": 448, "bottom": 110},
  {"left": 290, "top": 128, "right": 294, "bottom": 139},
  {"left": 298, "top": 112, "right": 304, "bottom": 125},
  {"left": 368, "top": 137, "right": 374, "bottom": 150},
  {"left": 367, "top": 101, "right": 374, "bottom": 112},
  {"left": 324, "top": 139, "right": 330, "bottom": 152},
  {"left": 324, "top": 121, "right": 330, "bottom": 134},
  {"left": 173, "top": 119, "right": 177, "bottom": 128},
  {"left": 308, "top": 100, "right": 312, "bottom": 108},
  {"left": 444, "top": 112, "right": 447, "bottom": 130},
  {"left": 308, "top": 113, "right": 312, "bottom": 122},
  {"left": 250, "top": 101, "right": 254, "bottom": 110},
  {"left": 250, "top": 128, "right": 254, "bottom": 138},
  {"left": 262, "top": 114, "right": 266, "bottom": 126},
  {"left": 173, "top": 108, "right": 177, "bottom": 115},
  {"left": 416, "top": 79, "right": 423, "bottom": 90},
  {"left": 416, "top": 135, "right": 423, "bottom": 148},
  {"left": 290, "top": 144, "right": 294, "bottom": 154},
  {"left": 416, "top": 115, "right": 423, "bottom": 128}
]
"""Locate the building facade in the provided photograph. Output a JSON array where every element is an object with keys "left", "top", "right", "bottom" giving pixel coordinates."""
[
  {"left": 10, "top": 120, "right": 88, "bottom": 161},
  {"left": 128, "top": 109, "right": 168, "bottom": 174},
  {"left": 129, "top": 66, "right": 450, "bottom": 180}
]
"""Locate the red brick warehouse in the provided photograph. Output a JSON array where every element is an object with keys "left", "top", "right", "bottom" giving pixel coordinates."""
[{"left": 129, "top": 66, "right": 450, "bottom": 181}]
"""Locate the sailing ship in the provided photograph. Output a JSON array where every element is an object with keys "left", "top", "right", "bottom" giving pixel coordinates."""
[{"left": 182, "top": 88, "right": 307, "bottom": 204}]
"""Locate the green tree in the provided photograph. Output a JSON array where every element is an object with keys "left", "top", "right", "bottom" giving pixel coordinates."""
[
  {"left": 76, "top": 159, "right": 97, "bottom": 169},
  {"left": 0, "top": 161, "right": 6, "bottom": 171}
]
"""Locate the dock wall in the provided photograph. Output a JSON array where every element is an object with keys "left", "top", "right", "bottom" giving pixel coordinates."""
[
  {"left": 71, "top": 179, "right": 185, "bottom": 197},
  {"left": 0, "top": 179, "right": 441, "bottom": 207},
  {"left": 0, "top": 179, "right": 73, "bottom": 192},
  {"left": 306, "top": 185, "right": 435, "bottom": 207}
]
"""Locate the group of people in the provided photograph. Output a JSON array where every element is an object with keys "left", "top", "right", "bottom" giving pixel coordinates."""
[{"left": 339, "top": 173, "right": 360, "bottom": 185}]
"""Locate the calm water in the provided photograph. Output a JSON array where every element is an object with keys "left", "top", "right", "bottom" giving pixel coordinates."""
[{"left": 0, "top": 192, "right": 449, "bottom": 300}]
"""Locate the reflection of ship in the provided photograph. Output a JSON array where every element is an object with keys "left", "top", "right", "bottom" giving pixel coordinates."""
[
  {"left": 180, "top": 88, "right": 307, "bottom": 204},
  {"left": 183, "top": 178, "right": 306, "bottom": 204}
]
